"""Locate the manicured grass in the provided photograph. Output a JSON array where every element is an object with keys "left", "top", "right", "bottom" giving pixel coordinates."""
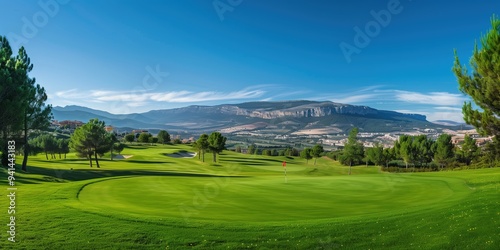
[
  {"left": 77, "top": 175, "right": 468, "bottom": 222},
  {"left": 0, "top": 144, "right": 499, "bottom": 249}
]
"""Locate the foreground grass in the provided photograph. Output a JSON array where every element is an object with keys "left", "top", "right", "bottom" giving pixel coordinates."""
[{"left": 0, "top": 144, "right": 498, "bottom": 249}]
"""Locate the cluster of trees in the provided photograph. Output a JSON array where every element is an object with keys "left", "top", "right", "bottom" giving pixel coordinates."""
[
  {"left": 236, "top": 145, "right": 300, "bottom": 157},
  {"left": 0, "top": 36, "right": 52, "bottom": 171},
  {"left": 69, "top": 119, "right": 124, "bottom": 168},
  {"left": 300, "top": 144, "right": 324, "bottom": 165},
  {"left": 28, "top": 133, "right": 70, "bottom": 160},
  {"left": 332, "top": 127, "right": 497, "bottom": 172},
  {"left": 395, "top": 134, "right": 454, "bottom": 169},
  {"left": 192, "top": 132, "right": 227, "bottom": 163},
  {"left": 124, "top": 130, "right": 172, "bottom": 144}
]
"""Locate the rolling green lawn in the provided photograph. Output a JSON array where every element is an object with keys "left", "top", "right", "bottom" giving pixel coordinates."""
[{"left": 0, "top": 144, "right": 499, "bottom": 249}]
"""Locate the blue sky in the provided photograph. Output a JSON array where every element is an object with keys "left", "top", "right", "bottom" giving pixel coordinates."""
[{"left": 1, "top": 0, "right": 499, "bottom": 122}]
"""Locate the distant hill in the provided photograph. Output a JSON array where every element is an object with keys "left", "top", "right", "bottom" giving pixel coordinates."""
[{"left": 52, "top": 101, "right": 450, "bottom": 134}]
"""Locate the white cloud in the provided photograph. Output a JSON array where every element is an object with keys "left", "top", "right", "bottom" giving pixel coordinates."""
[
  {"left": 126, "top": 102, "right": 148, "bottom": 107},
  {"left": 395, "top": 91, "right": 467, "bottom": 106},
  {"left": 152, "top": 89, "right": 265, "bottom": 103},
  {"left": 395, "top": 110, "right": 464, "bottom": 122},
  {"left": 53, "top": 87, "right": 267, "bottom": 106},
  {"left": 55, "top": 89, "right": 80, "bottom": 99},
  {"left": 331, "top": 94, "right": 380, "bottom": 104},
  {"left": 393, "top": 110, "right": 416, "bottom": 114},
  {"left": 426, "top": 112, "right": 464, "bottom": 123},
  {"left": 434, "top": 106, "right": 462, "bottom": 111}
]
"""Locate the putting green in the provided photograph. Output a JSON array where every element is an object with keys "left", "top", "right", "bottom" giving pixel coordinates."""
[{"left": 78, "top": 174, "right": 471, "bottom": 222}]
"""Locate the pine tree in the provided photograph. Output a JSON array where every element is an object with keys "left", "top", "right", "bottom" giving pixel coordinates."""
[
  {"left": 311, "top": 144, "right": 324, "bottom": 165},
  {"left": 18, "top": 47, "right": 52, "bottom": 171},
  {"left": 196, "top": 134, "right": 209, "bottom": 162},
  {"left": 0, "top": 37, "right": 52, "bottom": 169},
  {"left": 70, "top": 119, "right": 112, "bottom": 168},
  {"left": 453, "top": 15, "right": 500, "bottom": 137},
  {"left": 458, "top": 134, "right": 478, "bottom": 166},
  {"left": 340, "top": 127, "right": 364, "bottom": 175},
  {"left": 366, "top": 143, "right": 384, "bottom": 166},
  {"left": 208, "top": 132, "right": 226, "bottom": 163},
  {"left": 300, "top": 148, "right": 312, "bottom": 164},
  {"left": 434, "top": 134, "right": 454, "bottom": 169},
  {"left": 157, "top": 130, "right": 170, "bottom": 144},
  {"left": 0, "top": 37, "right": 25, "bottom": 166}
]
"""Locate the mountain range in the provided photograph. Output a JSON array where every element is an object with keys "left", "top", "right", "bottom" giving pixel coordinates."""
[{"left": 52, "top": 100, "right": 459, "bottom": 135}]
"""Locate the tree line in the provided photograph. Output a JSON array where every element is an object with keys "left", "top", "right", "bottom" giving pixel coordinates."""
[
  {"left": 28, "top": 133, "right": 70, "bottom": 160},
  {"left": 235, "top": 145, "right": 301, "bottom": 157},
  {"left": 123, "top": 130, "right": 172, "bottom": 144},
  {"left": 327, "top": 128, "right": 500, "bottom": 172}
]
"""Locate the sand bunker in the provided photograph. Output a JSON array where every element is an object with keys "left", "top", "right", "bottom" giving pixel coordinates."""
[
  {"left": 166, "top": 152, "right": 197, "bottom": 158},
  {"left": 113, "top": 154, "right": 133, "bottom": 159}
]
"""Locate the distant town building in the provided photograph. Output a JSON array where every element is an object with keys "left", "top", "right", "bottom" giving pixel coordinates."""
[
  {"left": 57, "top": 120, "right": 84, "bottom": 129},
  {"left": 451, "top": 129, "right": 492, "bottom": 146},
  {"left": 105, "top": 126, "right": 114, "bottom": 132}
]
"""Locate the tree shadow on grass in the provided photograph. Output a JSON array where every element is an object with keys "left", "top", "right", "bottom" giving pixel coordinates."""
[
  {"left": 31, "top": 158, "right": 86, "bottom": 162},
  {"left": 123, "top": 145, "right": 156, "bottom": 150},
  {"left": 220, "top": 158, "right": 286, "bottom": 166},
  {"left": 33, "top": 158, "right": 174, "bottom": 165},
  {"left": 222, "top": 162, "right": 266, "bottom": 166},
  {"left": 121, "top": 160, "right": 174, "bottom": 164},
  {"left": 18, "top": 165, "right": 248, "bottom": 182}
]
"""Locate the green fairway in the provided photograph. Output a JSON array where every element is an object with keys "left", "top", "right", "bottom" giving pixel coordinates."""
[
  {"left": 1, "top": 144, "right": 499, "bottom": 249},
  {"left": 78, "top": 175, "right": 469, "bottom": 222}
]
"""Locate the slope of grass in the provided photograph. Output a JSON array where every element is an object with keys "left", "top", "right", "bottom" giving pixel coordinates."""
[{"left": 0, "top": 144, "right": 498, "bottom": 249}]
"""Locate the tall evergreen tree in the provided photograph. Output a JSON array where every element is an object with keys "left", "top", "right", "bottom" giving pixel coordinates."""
[
  {"left": 208, "top": 132, "right": 226, "bottom": 163},
  {"left": 113, "top": 142, "right": 125, "bottom": 156},
  {"left": 453, "top": 15, "right": 500, "bottom": 137},
  {"left": 124, "top": 134, "right": 135, "bottom": 143},
  {"left": 366, "top": 143, "right": 384, "bottom": 166},
  {"left": 17, "top": 47, "right": 52, "bottom": 171},
  {"left": 311, "top": 144, "right": 324, "bottom": 165},
  {"left": 300, "top": 148, "right": 312, "bottom": 164},
  {"left": 0, "top": 37, "right": 52, "bottom": 169},
  {"left": 340, "top": 127, "right": 364, "bottom": 175},
  {"left": 157, "top": 130, "right": 170, "bottom": 144},
  {"left": 39, "top": 134, "right": 57, "bottom": 160},
  {"left": 382, "top": 147, "right": 395, "bottom": 168},
  {"left": 137, "top": 132, "right": 152, "bottom": 143},
  {"left": 196, "top": 134, "right": 209, "bottom": 162},
  {"left": 482, "top": 137, "right": 500, "bottom": 165},
  {"left": 434, "top": 134, "right": 454, "bottom": 169},
  {"left": 247, "top": 144, "right": 256, "bottom": 155},
  {"left": 397, "top": 135, "right": 415, "bottom": 169},
  {"left": 0, "top": 37, "right": 23, "bottom": 166},
  {"left": 70, "top": 119, "right": 112, "bottom": 168},
  {"left": 57, "top": 138, "right": 70, "bottom": 159},
  {"left": 458, "top": 134, "right": 478, "bottom": 166}
]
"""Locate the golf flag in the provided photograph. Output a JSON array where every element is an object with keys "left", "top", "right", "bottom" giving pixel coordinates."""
[{"left": 282, "top": 161, "right": 287, "bottom": 183}]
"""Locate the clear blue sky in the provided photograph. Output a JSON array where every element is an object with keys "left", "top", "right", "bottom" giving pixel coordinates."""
[{"left": 1, "top": 0, "right": 499, "bottom": 122}]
